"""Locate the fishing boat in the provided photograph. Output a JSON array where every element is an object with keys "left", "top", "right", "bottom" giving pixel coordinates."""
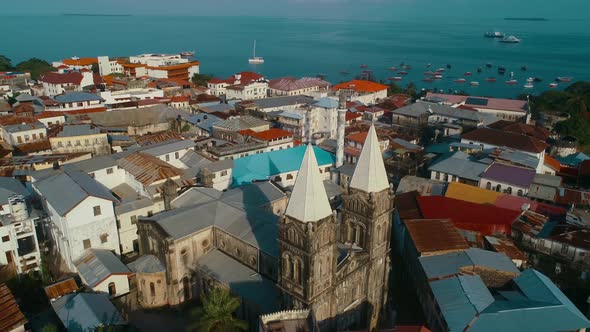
[
  {"left": 248, "top": 40, "right": 264, "bottom": 64},
  {"left": 437, "top": 68, "right": 446, "bottom": 72},
  {"left": 470, "top": 81, "right": 480, "bottom": 86},
  {"left": 424, "top": 71, "right": 437, "bottom": 76},
  {"left": 434, "top": 75, "right": 443, "bottom": 79},
  {"left": 388, "top": 67, "right": 398, "bottom": 71},
  {"left": 484, "top": 31, "right": 505, "bottom": 38},
  {"left": 454, "top": 78, "right": 467, "bottom": 83},
  {"left": 556, "top": 77, "right": 572, "bottom": 82},
  {"left": 422, "top": 78, "right": 434, "bottom": 83},
  {"left": 403, "top": 65, "right": 412, "bottom": 70},
  {"left": 180, "top": 51, "right": 195, "bottom": 57},
  {"left": 398, "top": 71, "right": 408, "bottom": 75},
  {"left": 505, "top": 79, "right": 518, "bottom": 85},
  {"left": 464, "top": 72, "right": 472, "bottom": 76},
  {"left": 360, "top": 64, "right": 368, "bottom": 69},
  {"left": 549, "top": 83, "right": 558, "bottom": 88},
  {"left": 389, "top": 77, "right": 403, "bottom": 81},
  {"left": 486, "top": 63, "right": 493, "bottom": 68},
  {"left": 524, "top": 83, "right": 534, "bottom": 89},
  {"left": 500, "top": 35, "right": 521, "bottom": 43},
  {"left": 486, "top": 77, "right": 497, "bottom": 82},
  {"left": 426, "top": 63, "right": 432, "bottom": 68},
  {"left": 498, "top": 66, "right": 506, "bottom": 74}
]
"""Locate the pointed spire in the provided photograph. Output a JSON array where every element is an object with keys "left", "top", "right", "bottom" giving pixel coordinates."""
[
  {"left": 350, "top": 124, "right": 389, "bottom": 193},
  {"left": 285, "top": 145, "right": 332, "bottom": 222}
]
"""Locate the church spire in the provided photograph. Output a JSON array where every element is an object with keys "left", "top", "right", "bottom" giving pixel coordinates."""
[
  {"left": 350, "top": 124, "right": 389, "bottom": 193},
  {"left": 285, "top": 145, "right": 332, "bottom": 222}
]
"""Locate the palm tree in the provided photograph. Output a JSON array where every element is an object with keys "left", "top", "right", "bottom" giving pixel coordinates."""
[{"left": 187, "top": 287, "right": 248, "bottom": 332}]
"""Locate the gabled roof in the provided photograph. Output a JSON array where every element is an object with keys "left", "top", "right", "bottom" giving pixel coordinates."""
[
  {"left": 488, "top": 120, "right": 550, "bottom": 140},
  {"left": 74, "top": 249, "right": 132, "bottom": 288},
  {"left": 480, "top": 162, "right": 536, "bottom": 188},
  {"left": 350, "top": 125, "right": 390, "bottom": 193},
  {"left": 404, "top": 219, "right": 470, "bottom": 256},
  {"left": 0, "top": 283, "right": 27, "bottom": 331},
  {"left": 40, "top": 71, "right": 83, "bottom": 85},
  {"left": 52, "top": 293, "right": 125, "bottom": 331},
  {"left": 285, "top": 145, "right": 332, "bottom": 222},
  {"left": 54, "top": 92, "right": 102, "bottom": 104},
  {"left": 62, "top": 57, "right": 97, "bottom": 66},
  {"left": 269, "top": 77, "right": 329, "bottom": 92},
  {"left": 127, "top": 255, "right": 165, "bottom": 274},
  {"left": 0, "top": 177, "right": 31, "bottom": 205},
  {"left": 333, "top": 80, "right": 388, "bottom": 93},
  {"left": 462, "top": 127, "right": 548, "bottom": 153},
  {"left": 118, "top": 152, "right": 185, "bottom": 186}
]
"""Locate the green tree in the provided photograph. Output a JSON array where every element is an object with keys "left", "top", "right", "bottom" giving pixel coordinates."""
[
  {"left": 41, "top": 324, "right": 59, "bottom": 332},
  {"left": 388, "top": 82, "right": 402, "bottom": 95},
  {"left": 554, "top": 115, "right": 590, "bottom": 145},
  {"left": 192, "top": 73, "right": 214, "bottom": 87},
  {"left": 404, "top": 82, "right": 417, "bottom": 98},
  {"left": 6, "top": 92, "right": 20, "bottom": 106},
  {"left": 15, "top": 57, "right": 54, "bottom": 80},
  {"left": 91, "top": 62, "right": 100, "bottom": 74},
  {"left": 187, "top": 287, "right": 248, "bottom": 332},
  {"left": 0, "top": 55, "right": 12, "bottom": 71}
]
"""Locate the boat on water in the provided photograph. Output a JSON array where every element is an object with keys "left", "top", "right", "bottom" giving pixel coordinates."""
[
  {"left": 180, "top": 51, "right": 195, "bottom": 57},
  {"left": 498, "top": 67, "right": 506, "bottom": 74},
  {"left": 500, "top": 35, "right": 521, "bottom": 43},
  {"left": 454, "top": 78, "right": 467, "bottom": 83},
  {"left": 422, "top": 78, "right": 434, "bottom": 83},
  {"left": 464, "top": 72, "right": 473, "bottom": 76},
  {"left": 470, "top": 81, "right": 480, "bottom": 86},
  {"left": 360, "top": 64, "right": 368, "bottom": 68},
  {"left": 484, "top": 31, "right": 505, "bottom": 38},
  {"left": 524, "top": 83, "right": 534, "bottom": 89},
  {"left": 556, "top": 77, "right": 572, "bottom": 82},
  {"left": 486, "top": 63, "right": 493, "bottom": 68},
  {"left": 426, "top": 63, "right": 432, "bottom": 68},
  {"left": 248, "top": 40, "right": 264, "bottom": 64},
  {"left": 398, "top": 71, "right": 408, "bottom": 75},
  {"left": 549, "top": 83, "right": 558, "bottom": 88},
  {"left": 389, "top": 77, "right": 403, "bottom": 81},
  {"left": 437, "top": 68, "right": 446, "bottom": 72},
  {"left": 403, "top": 65, "right": 412, "bottom": 70},
  {"left": 505, "top": 79, "right": 518, "bottom": 85},
  {"left": 424, "top": 71, "right": 437, "bottom": 76},
  {"left": 434, "top": 75, "right": 443, "bottom": 79},
  {"left": 388, "top": 67, "right": 398, "bottom": 71},
  {"left": 486, "top": 77, "right": 497, "bottom": 82}
]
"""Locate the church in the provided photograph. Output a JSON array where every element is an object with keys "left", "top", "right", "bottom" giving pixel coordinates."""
[{"left": 136, "top": 124, "right": 393, "bottom": 331}]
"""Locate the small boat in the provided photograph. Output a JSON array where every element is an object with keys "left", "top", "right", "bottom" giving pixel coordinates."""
[
  {"left": 464, "top": 72, "right": 473, "bottom": 76},
  {"left": 389, "top": 77, "right": 403, "bottom": 81},
  {"left": 524, "top": 83, "right": 534, "bottom": 89},
  {"left": 360, "top": 64, "right": 368, "bottom": 68},
  {"left": 549, "top": 83, "right": 558, "bottom": 88},
  {"left": 424, "top": 71, "right": 437, "bottom": 76},
  {"left": 248, "top": 40, "right": 264, "bottom": 64},
  {"left": 454, "top": 78, "right": 467, "bottom": 83},
  {"left": 510, "top": 71, "right": 515, "bottom": 78},
  {"left": 498, "top": 66, "right": 506, "bottom": 74},
  {"left": 434, "top": 74, "right": 443, "bottom": 79},
  {"left": 505, "top": 79, "right": 518, "bottom": 85},
  {"left": 484, "top": 31, "right": 505, "bottom": 38},
  {"left": 500, "top": 35, "right": 521, "bottom": 43},
  {"left": 446, "top": 64, "right": 452, "bottom": 69},
  {"left": 426, "top": 63, "right": 432, "bottom": 68},
  {"left": 339, "top": 70, "right": 350, "bottom": 75},
  {"left": 556, "top": 77, "right": 572, "bottom": 82},
  {"left": 388, "top": 67, "right": 398, "bottom": 71},
  {"left": 437, "top": 68, "right": 446, "bottom": 72},
  {"left": 403, "top": 65, "right": 412, "bottom": 70},
  {"left": 470, "top": 81, "right": 480, "bottom": 86},
  {"left": 486, "top": 77, "right": 497, "bottom": 82},
  {"left": 180, "top": 51, "right": 195, "bottom": 57},
  {"left": 422, "top": 78, "right": 434, "bottom": 83},
  {"left": 526, "top": 77, "right": 534, "bottom": 83},
  {"left": 477, "top": 67, "right": 482, "bottom": 73},
  {"left": 486, "top": 63, "right": 493, "bottom": 68},
  {"left": 521, "top": 65, "right": 527, "bottom": 71},
  {"left": 398, "top": 71, "right": 408, "bottom": 75}
]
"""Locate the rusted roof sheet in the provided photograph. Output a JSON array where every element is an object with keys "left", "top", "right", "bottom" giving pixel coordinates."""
[
  {"left": 0, "top": 283, "right": 27, "bottom": 331},
  {"left": 118, "top": 152, "right": 184, "bottom": 186},
  {"left": 405, "top": 219, "right": 470, "bottom": 256},
  {"left": 44, "top": 277, "right": 78, "bottom": 300}
]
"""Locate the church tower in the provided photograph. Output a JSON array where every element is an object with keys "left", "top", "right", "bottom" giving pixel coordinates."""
[
  {"left": 278, "top": 145, "right": 338, "bottom": 323},
  {"left": 341, "top": 124, "right": 393, "bottom": 330}
]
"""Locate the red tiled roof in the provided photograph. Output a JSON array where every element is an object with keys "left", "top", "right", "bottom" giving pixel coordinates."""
[
  {"left": 39, "top": 72, "right": 83, "bottom": 85},
  {"left": 35, "top": 112, "right": 66, "bottom": 120},
  {"left": 62, "top": 57, "right": 97, "bottom": 66},
  {"left": 544, "top": 155, "right": 561, "bottom": 171},
  {"left": 56, "top": 65, "right": 69, "bottom": 69},
  {"left": 14, "top": 140, "right": 51, "bottom": 154},
  {"left": 344, "top": 145, "right": 362, "bottom": 157},
  {"left": 457, "top": 104, "right": 478, "bottom": 111},
  {"left": 346, "top": 131, "right": 369, "bottom": 144},
  {"left": 418, "top": 196, "right": 521, "bottom": 236},
  {"left": 333, "top": 80, "right": 388, "bottom": 93},
  {"left": 208, "top": 78, "right": 230, "bottom": 84},
  {"left": 0, "top": 115, "right": 37, "bottom": 126},
  {"left": 250, "top": 128, "right": 294, "bottom": 141},
  {"left": 488, "top": 120, "right": 550, "bottom": 140},
  {"left": 170, "top": 95, "right": 189, "bottom": 103},
  {"left": 461, "top": 127, "right": 549, "bottom": 153},
  {"left": 346, "top": 112, "right": 363, "bottom": 122}
]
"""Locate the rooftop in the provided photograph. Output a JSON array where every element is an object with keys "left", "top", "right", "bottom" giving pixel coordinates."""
[
  {"left": 213, "top": 115, "right": 269, "bottom": 131},
  {"left": 240, "top": 95, "right": 314, "bottom": 109},
  {"left": 127, "top": 255, "right": 165, "bottom": 274},
  {"left": 480, "top": 162, "right": 536, "bottom": 188},
  {"left": 333, "top": 80, "right": 388, "bottom": 93},
  {"left": 40, "top": 71, "right": 83, "bottom": 85},
  {"left": 425, "top": 92, "right": 528, "bottom": 113},
  {"left": 74, "top": 249, "right": 132, "bottom": 288},
  {"left": 56, "top": 124, "right": 102, "bottom": 137},
  {"left": 54, "top": 92, "right": 103, "bottom": 104},
  {"left": 462, "top": 127, "right": 549, "bottom": 154},
  {"left": 118, "top": 152, "right": 185, "bottom": 186},
  {"left": 0, "top": 283, "right": 27, "bottom": 331},
  {"left": 52, "top": 292, "right": 125, "bottom": 331},
  {"left": 405, "top": 219, "right": 470, "bottom": 256},
  {"left": 269, "top": 77, "right": 329, "bottom": 92},
  {"left": 428, "top": 151, "right": 489, "bottom": 182}
]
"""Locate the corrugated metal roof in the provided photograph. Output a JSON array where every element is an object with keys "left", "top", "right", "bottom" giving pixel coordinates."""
[
  {"left": 445, "top": 182, "right": 502, "bottom": 205},
  {"left": 140, "top": 139, "right": 195, "bottom": 157},
  {"left": 405, "top": 219, "right": 470, "bottom": 256},
  {"left": 213, "top": 115, "right": 269, "bottom": 131},
  {"left": 52, "top": 293, "right": 125, "bottom": 331},
  {"left": 246, "top": 95, "right": 314, "bottom": 109},
  {"left": 2, "top": 121, "right": 45, "bottom": 133},
  {"left": 0, "top": 283, "right": 27, "bottom": 331},
  {"left": 0, "top": 177, "right": 30, "bottom": 205},
  {"left": 481, "top": 162, "right": 536, "bottom": 188},
  {"left": 54, "top": 92, "right": 102, "bottom": 103},
  {"left": 127, "top": 255, "right": 165, "bottom": 274},
  {"left": 428, "top": 151, "right": 488, "bottom": 182},
  {"left": 420, "top": 248, "right": 519, "bottom": 280},
  {"left": 56, "top": 124, "right": 102, "bottom": 137},
  {"left": 74, "top": 249, "right": 132, "bottom": 288},
  {"left": 118, "top": 152, "right": 185, "bottom": 186}
]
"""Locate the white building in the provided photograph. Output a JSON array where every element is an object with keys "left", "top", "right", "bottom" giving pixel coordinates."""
[
  {"left": 99, "top": 88, "right": 164, "bottom": 108},
  {"left": 74, "top": 249, "right": 133, "bottom": 297},
  {"left": 333, "top": 80, "right": 389, "bottom": 105},
  {"left": 0, "top": 195, "right": 42, "bottom": 275},
  {"left": 121, "top": 53, "right": 200, "bottom": 81},
  {"left": 39, "top": 70, "right": 98, "bottom": 97},
  {"left": 97, "top": 56, "right": 124, "bottom": 76},
  {"left": 268, "top": 77, "right": 330, "bottom": 97},
  {"left": 207, "top": 72, "right": 265, "bottom": 97},
  {"left": 32, "top": 168, "right": 120, "bottom": 271},
  {"left": 46, "top": 92, "right": 105, "bottom": 112},
  {"left": 0, "top": 122, "right": 47, "bottom": 146},
  {"left": 424, "top": 93, "right": 529, "bottom": 122},
  {"left": 226, "top": 81, "right": 268, "bottom": 101},
  {"left": 116, "top": 197, "right": 163, "bottom": 255}
]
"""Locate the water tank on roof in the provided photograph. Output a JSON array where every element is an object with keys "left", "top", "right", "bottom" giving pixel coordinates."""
[{"left": 8, "top": 195, "right": 29, "bottom": 222}]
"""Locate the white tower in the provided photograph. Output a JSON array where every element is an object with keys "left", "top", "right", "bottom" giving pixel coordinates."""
[{"left": 336, "top": 94, "right": 347, "bottom": 168}]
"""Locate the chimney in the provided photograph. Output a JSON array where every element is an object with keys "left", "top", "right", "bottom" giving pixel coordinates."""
[{"left": 336, "top": 94, "right": 347, "bottom": 168}]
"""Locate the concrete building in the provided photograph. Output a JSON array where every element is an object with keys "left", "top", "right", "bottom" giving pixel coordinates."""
[
  {"left": 424, "top": 93, "right": 529, "bottom": 122},
  {"left": 49, "top": 124, "right": 111, "bottom": 156},
  {"left": 0, "top": 122, "right": 46, "bottom": 146},
  {"left": 97, "top": 55, "right": 124, "bottom": 76},
  {"left": 121, "top": 54, "right": 200, "bottom": 81},
  {"left": 46, "top": 92, "right": 105, "bottom": 113},
  {"left": 74, "top": 248, "right": 133, "bottom": 297},
  {"left": 268, "top": 77, "right": 330, "bottom": 97},
  {"left": 226, "top": 81, "right": 269, "bottom": 101},
  {"left": 128, "top": 255, "right": 167, "bottom": 308},
  {"left": 333, "top": 80, "right": 388, "bottom": 105},
  {"left": 38, "top": 70, "right": 100, "bottom": 97},
  {"left": 99, "top": 88, "right": 164, "bottom": 108},
  {"left": 207, "top": 72, "right": 265, "bottom": 97}
]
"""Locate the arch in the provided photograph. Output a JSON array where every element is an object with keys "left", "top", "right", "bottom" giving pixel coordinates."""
[
  {"left": 108, "top": 282, "right": 116, "bottom": 296},
  {"left": 282, "top": 253, "right": 292, "bottom": 279},
  {"left": 150, "top": 282, "right": 156, "bottom": 297},
  {"left": 486, "top": 182, "right": 491, "bottom": 190},
  {"left": 496, "top": 184, "right": 502, "bottom": 192},
  {"left": 506, "top": 187, "right": 513, "bottom": 195},
  {"left": 517, "top": 189, "right": 524, "bottom": 197},
  {"left": 182, "top": 276, "right": 190, "bottom": 301},
  {"left": 377, "top": 224, "right": 382, "bottom": 243}
]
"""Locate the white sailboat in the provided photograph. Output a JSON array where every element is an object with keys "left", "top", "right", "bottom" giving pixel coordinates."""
[{"left": 248, "top": 40, "right": 264, "bottom": 64}]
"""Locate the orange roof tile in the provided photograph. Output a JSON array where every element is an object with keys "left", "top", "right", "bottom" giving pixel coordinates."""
[
  {"left": 333, "top": 80, "right": 388, "bottom": 93},
  {"left": 62, "top": 57, "right": 97, "bottom": 66},
  {"left": 170, "top": 95, "right": 189, "bottom": 103},
  {"left": 544, "top": 155, "right": 561, "bottom": 171},
  {"left": 146, "top": 61, "right": 200, "bottom": 71},
  {"left": 346, "top": 131, "right": 368, "bottom": 144},
  {"left": 250, "top": 128, "right": 294, "bottom": 141}
]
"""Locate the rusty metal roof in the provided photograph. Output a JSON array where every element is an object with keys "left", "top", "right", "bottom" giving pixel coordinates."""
[
  {"left": 44, "top": 277, "right": 78, "bottom": 300},
  {"left": 405, "top": 219, "right": 470, "bottom": 256},
  {"left": 0, "top": 283, "right": 27, "bottom": 331},
  {"left": 118, "top": 152, "right": 184, "bottom": 186}
]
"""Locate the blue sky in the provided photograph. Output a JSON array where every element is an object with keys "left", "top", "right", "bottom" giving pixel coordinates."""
[{"left": 4, "top": 0, "right": 588, "bottom": 19}]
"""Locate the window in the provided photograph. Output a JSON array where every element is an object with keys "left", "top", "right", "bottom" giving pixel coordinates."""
[
  {"left": 506, "top": 187, "right": 512, "bottom": 195},
  {"left": 2, "top": 235, "right": 9, "bottom": 243},
  {"left": 495, "top": 184, "right": 502, "bottom": 192},
  {"left": 435, "top": 172, "right": 440, "bottom": 180},
  {"left": 325, "top": 167, "right": 330, "bottom": 172},
  {"left": 286, "top": 174, "right": 293, "bottom": 180},
  {"left": 89, "top": 172, "right": 95, "bottom": 178},
  {"left": 24, "top": 135, "right": 30, "bottom": 142},
  {"left": 175, "top": 152, "right": 180, "bottom": 159},
  {"left": 116, "top": 219, "right": 121, "bottom": 229},
  {"left": 100, "top": 233, "right": 108, "bottom": 244},
  {"left": 17, "top": 136, "right": 22, "bottom": 143},
  {"left": 150, "top": 282, "right": 156, "bottom": 297},
  {"left": 130, "top": 215, "right": 137, "bottom": 225},
  {"left": 517, "top": 190, "right": 524, "bottom": 197},
  {"left": 147, "top": 211, "right": 153, "bottom": 217},
  {"left": 108, "top": 282, "right": 116, "bottom": 296},
  {"left": 32, "top": 133, "right": 37, "bottom": 140},
  {"left": 486, "top": 182, "right": 491, "bottom": 190},
  {"left": 83, "top": 239, "right": 91, "bottom": 249},
  {"left": 93, "top": 206, "right": 101, "bottom": 216},
  {"left": 106, "top": 168, "right": 113, "bottom": 174},
  {"left": 561, "top": 244, "right": 569, "bottom": 254},
  {"left": 165, "top": 154, "right": 170, "bottom": 162}
]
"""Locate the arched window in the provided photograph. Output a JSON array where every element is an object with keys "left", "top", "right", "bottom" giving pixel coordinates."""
[
  {"left": 517, "top": 189, "right": 523, "bottom": 197},
  {"left": 108, "top": 282, "right": 116, "bottom": 296},
  {"left": 506, "top": 187, "right": 512, "bottom": 195},
  {"left": 496, "top": 184, "right": 502, "bottom": 192},
  {"left": 486, "top": 182, "right": 491, "bottom": 190},
  {"left": 283, "top": 254, "right": 291, "bottom": 279},
  {"left": 150, "top": 282, "right": 156, "bottom": 297},
  {"left": 293, "top": 259, "right": 300, "bottom": 283},
  {"left": 356, "top": 225, "right": 364, "bottom": 247},
  {"left": 377, "top": 224, "right": 382, "bottom": 243}
]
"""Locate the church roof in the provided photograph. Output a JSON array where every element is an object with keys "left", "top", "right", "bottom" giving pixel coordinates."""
[
  {"left": 350, "top": 124, "right": 390, "bottom": 193},
  {"left": 285, "top": 145, "right": 332, "bottom": 222}
]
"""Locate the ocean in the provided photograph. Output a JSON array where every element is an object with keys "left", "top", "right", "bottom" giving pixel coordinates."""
[{"left": 1, "top": 15, "right": 589, "bottom": 98}]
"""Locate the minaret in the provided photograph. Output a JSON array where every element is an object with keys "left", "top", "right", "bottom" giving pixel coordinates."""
[
  {"left": 279, "top": 145, "right": 338, "bottom": 325},
  {"left": 342, "top": 123, "right": 393, "bottom": 330},
  {"left": 336, "top": 94, "right": 346, "bottom": 168}
]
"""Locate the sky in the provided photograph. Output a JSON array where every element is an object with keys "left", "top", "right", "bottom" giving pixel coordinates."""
[{"left": 3, "top": 0, "right": 589, "bottom": 19}]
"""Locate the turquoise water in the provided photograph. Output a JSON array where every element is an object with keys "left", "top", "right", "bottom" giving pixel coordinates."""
[{"left": 1, "top": 15, "right": 589, "bottom": 97}]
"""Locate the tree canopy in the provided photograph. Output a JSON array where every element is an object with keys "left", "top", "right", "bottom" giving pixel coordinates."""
[
  {"left": 192, "top": 73, "right": 214, "bottom": 87},
  {"left": 0, "top": 55, "right": 12, "bottom": 71},
  {"left": 187, "top": 287, "right": 248, "bottom": 332},
  {"left": 15, "top": 58, "right": 54, "bottom": 80}
]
